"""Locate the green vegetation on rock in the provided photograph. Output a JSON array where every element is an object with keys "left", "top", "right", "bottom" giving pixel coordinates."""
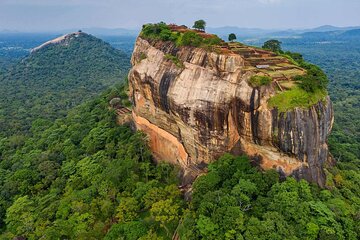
[
  {"left": 283, "top": 35, "right": 360, "bottom": 165},
  {"left": 164, "top": 54, "right": 184, "bottom": 68},
  {"left": 268, "top": 87, "right": 327, "bottom": 112},
  {"left": 140, "top": 22, "right": 222, "bottom": 50},
  {"left": 249, "top": 75, "right": 271, "bottom": 87},
  {"left": 266, "top": 44, "right": 329, "bottom": 112},
  {"left": 141, "top": 22, "right": 179, "bottom": 42}
]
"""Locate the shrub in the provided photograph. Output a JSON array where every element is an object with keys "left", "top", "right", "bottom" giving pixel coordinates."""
[
  {"left": 141, "top": 22, "right": 179, "bottom": 42},
  {"left": 249, "top": 75, "right": 272, "bottom": 87},
  {"left": 283, "top": 51, "right": 328, "bottom": 92},
  {"left": 284, "top": 51, "right": 304, "bottom": 63},
  {"left": 164, "top": 54, "right": 184, "bottom": 68},
  {"left": 141, "top": 22, "right": 169, "bottom": 38},
  {"left": 139, "top": 52, "right": 147, "bottom": 61},
  {"left": 268, "top": 87, "right": 327, "bottom": 112},
  {"left": 295, "top": 75, "right": 317, "bottom": 92},
  {"left": 159, "top": 29, "right": 173, "bottom": 41},
  {"left": 203, "top": 36, "right": 222, "bottom": 46},
  {"left": 295, "top": 64, "right": 328, "bottom": 92},
  {"left": 177, "top": 31, "right": 203, "bottom": 47},
  {"left": 141, "top": 22, "right": 223, "bottom": 50},
  {"left": 170, "top": 32, "right": 181, "bottom": 42}
]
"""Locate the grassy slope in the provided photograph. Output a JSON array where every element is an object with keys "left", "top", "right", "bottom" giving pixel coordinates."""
[{"left": 268, "top": 87, "right": 327, "bottom": 112}]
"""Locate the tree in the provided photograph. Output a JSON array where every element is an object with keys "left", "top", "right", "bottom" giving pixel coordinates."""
[
  {"left": 5, "top": 196, "right": 35, "bottom": 237},
  {"left": 116, "top": 197, "right": 140, "bottom": 222},
  {"left": 193, "top": 20, "right": 206, "bottom": 31},
  {"left": 196, "top": 215, "right": 219, "bottom": 239},
  {"left": 150, "top": 199, "right": 180, "bottom": 235},
  {"left": 228, "top": 33, "right": 237, "bottom": 42},
  {"left": 138, "top": 230, "right": 164, "bottom": 240},
  {"left": 262, "top": 39, "right": 282, "bottom": 53}
]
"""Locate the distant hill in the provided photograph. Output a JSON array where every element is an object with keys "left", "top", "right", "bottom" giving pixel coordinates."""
[
  {"left": 0, "top": 32, "right": 130, "bottom": 136},
  {"left": 205, "top": 25, "right": 360, "bottom": 38},
  {"left": 82, "top": 27, "right": 139, "bottom": 36},
  {"left": 208, "top": 26, "right": 277, "bottom": 38},
  {"left": 300, "top": 31, "right": 340, "bottom": 38},
  {"left": 309, "top": 25, "right": 360, "bottom": 32},
  {"left": 341, "top": 28, "right": 360, "bottom": 38},
  {"left": 299, "top": 28, "right": 360, "bottom": 40}
]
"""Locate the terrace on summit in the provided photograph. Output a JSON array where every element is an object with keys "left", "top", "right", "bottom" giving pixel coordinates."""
[{"left": 142, "top": 23, "right": 307, "bottom": 91}]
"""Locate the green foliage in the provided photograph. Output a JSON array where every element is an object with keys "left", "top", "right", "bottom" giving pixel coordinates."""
[
  {"left": 202, "top": 35, "right": 223, "bottom": 47},
  {"left": 193, "top": 20, "right": 206, "bottom": 31},
  {"left": 249, "top": 75, "right": 272, "bottom": 87},
  {"left": 116, "top": 197, "right": 140, "bottom": 223},
  {"left": 0, "top": 33, "right": 129, "bottom": 137},
  {"left": 176, "top": 31, "right": 222, "bottom": 50},
  {"left": 0, "top": 24, "right": 359, "bottom": 240},
  {"left": 296, "top": 63, "right": 329, "bottom": 92},
  {"left": 141, "top": 22, "right": 174, "bottom": 42},
  {"left": 177, "top": 31, "right": 203, "bottom": 47},
  {"left": 284, "top": 51, "right": 304, "bottom": 63},
  {"left": 179, "top": 154, "right": 360, "bottom": 240},
  {"left": 138, "top": 230, "right": 164, "bottom": 240},
  {"left": 288, "top": 39, "right": 360, "bottom": 163},
  {"left": 5, "top": 196, "right": 35, "bottom": 236},
  {"left": 164, "top": 54, "right": 184, "bottom": 68},
  {"left": 262, "top": 39, "right": 283, "bottom": 53},
  {"left": 268, "top": 51, "right": 329, "bottom": 111},
  {"left": 140, "top": 52, "right": 147, "bottom": 61},
  {"left": 0, "top": 85, "right": 184, "bottom": 239},
  {"left": 105, "top": 221, "right": 148, "bottom": 240},
  {"left": 0, "top": 79, "right": 358, "bottom": 240},
  {"left": 228, "top": 33, "right": 237, "bottom": 42},
  {"left": 150, "top": 199, "right": 180, "bottom": 235},
  {"left": 284, "top": 51, "right": 329, "bottom": 92},
  {"left": 141, "top": 22, "right": 222, "bottom": 50},
  {"left": 268, "top": 86, "right": 327, "bottom": 112}
]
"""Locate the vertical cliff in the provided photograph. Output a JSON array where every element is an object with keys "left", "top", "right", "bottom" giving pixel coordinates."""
[{"left": 128, "top": 26, "right": 334, "bottom": 187}]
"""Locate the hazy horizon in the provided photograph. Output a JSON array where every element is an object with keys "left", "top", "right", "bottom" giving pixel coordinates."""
[
  {"left": 2, "top": 24, "right": 360, "bottom": 34},
  {"left": 1, "top": 0, "right": 359, "bottom": 32}
]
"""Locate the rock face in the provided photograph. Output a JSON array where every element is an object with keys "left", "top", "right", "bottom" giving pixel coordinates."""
[
  {"left": 31, "top": 32, "right": 83, "bottom": 53},
  {"left": 128, "top": 37, "right": 334, "bottom": 187}
]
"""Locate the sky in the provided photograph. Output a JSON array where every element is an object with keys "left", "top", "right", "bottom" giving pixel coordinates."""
[{"left": 1, "top": 0, "right": 360, "bottom": 32}]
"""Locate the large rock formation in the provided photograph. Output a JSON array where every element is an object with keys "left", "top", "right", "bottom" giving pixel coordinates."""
[{"left": 128, "top": 34, "right": 334, "bottom": 187}]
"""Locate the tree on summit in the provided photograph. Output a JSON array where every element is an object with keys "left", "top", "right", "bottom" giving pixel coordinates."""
[
  {"left": 262, "top": 39, "right": 283, "bottom": 53},
  {"left": 193, "top": 20, "right": 206, "bottom": 31},
  {"left": 228, "top": 33, "right": 237, "bottom": 42}
]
